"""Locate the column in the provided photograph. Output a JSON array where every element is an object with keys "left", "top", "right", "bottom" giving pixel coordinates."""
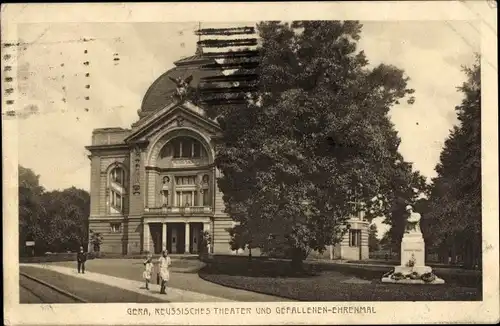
[
  {"left": 162, "top": 223, "right": 167, "bottom": 251},
  {"left": 185, "top": 222, "right": 190, "bottom": 254},
  {"left": 170, "top": 180, "right": 174, "bottom": 207},
  {"left": 203, "top": 222, "right": 211, "bottom": 253},
  {"left": 329, "top": 244, "right": 334, "bottom": 260},
  {"left": 143, "top": 222, "right": 150, "bottom": 253}
]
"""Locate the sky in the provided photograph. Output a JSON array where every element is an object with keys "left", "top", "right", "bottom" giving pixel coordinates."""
[{"left": 13, "top": 21, "right": 479, "bottom": 236}]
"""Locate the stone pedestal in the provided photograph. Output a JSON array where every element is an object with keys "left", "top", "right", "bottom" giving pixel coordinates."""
[{"left": 381, "top": 231, "right": 445, "bottom": 285}]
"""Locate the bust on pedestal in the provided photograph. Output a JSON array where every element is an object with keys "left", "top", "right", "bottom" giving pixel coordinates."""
[{"left": 381, "top": 205, "right": 445, "bottom": 284}]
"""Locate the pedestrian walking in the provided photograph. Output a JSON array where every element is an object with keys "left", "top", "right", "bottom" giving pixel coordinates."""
[
  {"left": 158, "top": 249, "right": 171, "bottom": 294},
  {"left": 142, "top": 253, "right": 153, "bottom": 290},
  {"left": 77, "top": 246, "right": 87, "bottom": 274}
]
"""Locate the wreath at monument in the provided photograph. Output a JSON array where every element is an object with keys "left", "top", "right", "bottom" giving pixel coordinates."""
[
  {"left": 391, "top": 272, "right": 405, "bottom": 281},
  {"left": 382, "top": 270, "right": 393, "bottom": 278},
  {"left": 381, "top": 205, "right": 445, "bottom": 285},
  {"left": 421, "top": 272, "right": 437, "bottom": 283}
]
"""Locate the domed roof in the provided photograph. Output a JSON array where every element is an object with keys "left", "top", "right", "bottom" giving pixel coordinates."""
[{"left": 139, "top": 52, "right": 223, "bottom": 118}]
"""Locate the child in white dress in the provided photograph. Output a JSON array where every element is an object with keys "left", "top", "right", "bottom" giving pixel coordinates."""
[
  {"left": 158, "top": 250, "right": 172, "bottom": 294},
  {"left": 142, "top": 253, "right": 153, "bottom": 290}
]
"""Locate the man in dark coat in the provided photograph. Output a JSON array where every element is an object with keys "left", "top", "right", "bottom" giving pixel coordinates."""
[{"left": 77, "top": 246, "right": 87, "bottom": 274}]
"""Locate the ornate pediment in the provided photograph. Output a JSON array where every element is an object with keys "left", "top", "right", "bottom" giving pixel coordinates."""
[{"left": 125, "top": 101, "right": 220, "bottom": 144}]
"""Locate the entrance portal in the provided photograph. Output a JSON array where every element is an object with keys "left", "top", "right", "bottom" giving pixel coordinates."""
[
  {"left": 167, "top": 223, "right": 186, "bottom": 254},
  {"left": 149, "top": 222, "right": 207, "bottom": 255},
  {"left": 189, "top": 222, "right": 204, "bottom": 254},
  {"left": 149, "top": 223, "right": 163, "bottom": 254}
]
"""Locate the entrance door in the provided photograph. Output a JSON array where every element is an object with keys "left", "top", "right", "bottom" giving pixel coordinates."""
[
  {"left": 190, "top": 223, "right": 202, "bottom": 254},
  {"left": 166, "top": 223, "right": 186, "bottom": 254},
  {"left": 149, "top": 223, "right": 162, "bottom": 254},
  {"left": 170, "top": 226, "right": 178, "bottom": 254},
  {"left": 177, "top": 225, "right": 186, "bottom": 254}
]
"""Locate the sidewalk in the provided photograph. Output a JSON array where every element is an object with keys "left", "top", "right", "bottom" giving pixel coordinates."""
[
  {"left": 20, "top": 263, "right": 234, "bottom": 302},
  {"left": 48, "top": 259, "right": 290, "bottom": 301}
]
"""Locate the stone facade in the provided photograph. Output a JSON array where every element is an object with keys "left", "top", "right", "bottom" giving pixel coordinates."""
[
  {"left": 308, "top": 217, "right": 370, "bottom": 261},
  {"left": 332, "top": 218, "right": 370, "bottom": 260},
  {"left": 87, "top": 100, "right": 233, "bottom": 255},
  {"left": 86, "top": 52, "right": 369, "bottom": 259}
]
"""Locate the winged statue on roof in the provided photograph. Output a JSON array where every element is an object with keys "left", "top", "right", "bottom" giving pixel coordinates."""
[{"left": 169, "top": 75, "right": 194, "bottom": 100}]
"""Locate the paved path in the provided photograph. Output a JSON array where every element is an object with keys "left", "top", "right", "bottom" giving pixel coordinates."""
[
  {"left": 21, "top": 263, "right": 233, "bottom": 302},
  {"left": 48, "top": 260, "right": 289, "bottom": 301}
]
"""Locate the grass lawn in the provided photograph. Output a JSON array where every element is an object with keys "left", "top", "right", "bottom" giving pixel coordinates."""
[
  {"left": 344, "top": 259, "right": 468, "bottom": 269},
  {"left": 199, "top": 270, "right": 481, "bottom": 301},
  {"left": 198, "top": 257, "right": 482, "bottom": 301},
  {"left": 20, "top": 266, "right": 165, "bottom": 303}
]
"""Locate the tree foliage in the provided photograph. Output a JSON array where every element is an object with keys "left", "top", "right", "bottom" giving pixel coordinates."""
[
  {"left": 18, "top": 166, "right": 90, "bottom": 255},
  {"left": 18, "top": 166, "right": 45, "bottom": 252},
  {"left": 425, "top": 57, "right": 481, "bottom": 268},
  {"left": 379, "top": 162, "right": 429, "bottom": 254},
  {"left": 379, "top": 231, "right": 392, "bottom": 250},
  {"left": 212, "top": 21, "right": 418, "bottom": 266}
]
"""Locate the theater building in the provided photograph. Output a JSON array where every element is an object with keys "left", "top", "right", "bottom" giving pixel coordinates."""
[
  {"left": 329, "top": 211, "right": 370, "bottom": 261},
  {"left": 86, "top": 50, "right": 369, "bottom": 259}
]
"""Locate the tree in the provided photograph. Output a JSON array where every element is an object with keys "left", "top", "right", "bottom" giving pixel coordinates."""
[
  {"left": 214, "top": 21, "right": 417, "bottom": 269},
  {"left": 379, "top": 231, "right": 392, "bottom": 249},
  {"left": 426, "top": 57, "right": 481, "bottom": 269},
  {"left": 368, "top": 224, "right": 379, "bottom": 252},
  {"left": 18, "top": 166, "right": 45, "bottom": 255},
  {"left": 380, "top": 164, "right": 429, "bottom": 257},
  {"left": 226, "top": 223, "right": 258, "bottom": 259},
  {"left": 40, "top": 187, "right": 90, "bottom": 252},
  {"left": 18, "top": 165, "right": 90, "bottom": 255}
]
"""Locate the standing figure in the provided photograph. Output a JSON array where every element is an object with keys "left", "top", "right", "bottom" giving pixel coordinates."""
[
  {"left": 77, "top": 246, "right": 87, "bottom": 274},
  {"left": 158, "top": 250, "right": 171, "bottom": 294},
  {"left": 142, "top": 253, "right": 153, "bottom": 290}
]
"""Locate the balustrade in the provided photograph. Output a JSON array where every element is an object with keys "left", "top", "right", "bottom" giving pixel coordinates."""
[{"left": 145, "top": 206, "right": 213, "bottom": 215}]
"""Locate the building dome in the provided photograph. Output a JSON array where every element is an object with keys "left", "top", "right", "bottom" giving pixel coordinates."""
[{"left": 138, "top": 51, "right": 223, "bottom": 118}]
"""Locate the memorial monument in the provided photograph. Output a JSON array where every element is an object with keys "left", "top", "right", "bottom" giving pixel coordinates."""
[{"left": 381, "top": 205, "right": 445, "bottom": 284}]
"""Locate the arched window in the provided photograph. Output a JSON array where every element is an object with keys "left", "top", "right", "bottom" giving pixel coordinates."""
[
  {"left": 109, "top": 166, "right": 126, "bottom": 214},
  {"left": 169, "top": 136, "right": 207, "bottom": 159},
  {"left": 110, "top": 167, "right": 124, "bottom": 185}
]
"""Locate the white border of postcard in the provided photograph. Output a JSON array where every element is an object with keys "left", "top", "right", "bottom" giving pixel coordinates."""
[{"left": 2, "top": 1, "right": 499, "bottom": 325}]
